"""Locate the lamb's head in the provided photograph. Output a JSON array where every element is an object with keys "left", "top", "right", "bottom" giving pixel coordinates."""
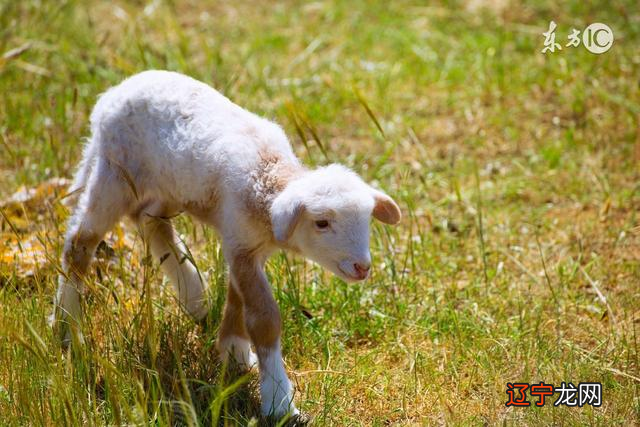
[{"left": 270, "top": 164, "right": 401, "bottom": 282}]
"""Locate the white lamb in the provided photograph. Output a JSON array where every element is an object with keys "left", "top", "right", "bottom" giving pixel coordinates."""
[{"left": 50, "top": 70, "right": 401, "bottom": 418}]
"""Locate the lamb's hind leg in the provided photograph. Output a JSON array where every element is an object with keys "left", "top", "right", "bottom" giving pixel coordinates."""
[
  {"left": 51, "top": 159, "right": 131, "bottom": 346},
  {"left": 139, "top": 212, "right": 209, "bottom": 320}
]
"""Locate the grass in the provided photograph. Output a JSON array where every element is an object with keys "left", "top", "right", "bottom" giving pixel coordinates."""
[{"left": 1, "top": 0, "right": 639, "bottom": 425}]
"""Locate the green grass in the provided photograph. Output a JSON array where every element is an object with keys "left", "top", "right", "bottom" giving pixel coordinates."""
[{"left": 1, "top": 0, "right": 639, "bottom": 425}]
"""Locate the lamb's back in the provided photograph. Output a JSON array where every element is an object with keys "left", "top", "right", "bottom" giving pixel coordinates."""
[{"left": 88, "top": 70, "right": 297, "bottom": 207}]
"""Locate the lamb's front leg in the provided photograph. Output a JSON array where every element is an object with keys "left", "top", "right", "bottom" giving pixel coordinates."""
[
  {"left": 217, "top": 283, "right": 257, "bottom": 370},
  {"left": 229, "top": 251, "right": 298, "bottom": 418}
]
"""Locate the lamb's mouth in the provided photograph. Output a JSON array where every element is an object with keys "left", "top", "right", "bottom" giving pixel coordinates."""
[{"left": 338, "top": 265, "right": 361, "bottom": 281}]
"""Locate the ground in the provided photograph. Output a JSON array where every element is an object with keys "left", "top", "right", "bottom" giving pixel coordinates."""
[{"left": 0, "top": 0, "right": 638, "bottom": 425}]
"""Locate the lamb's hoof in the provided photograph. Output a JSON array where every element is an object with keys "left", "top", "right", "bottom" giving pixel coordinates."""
[
  {"left": 284, "top": 412, "right": 311, "bottom": 426},
  {"left": 266, "top": 411, "right": 311, "bottom": 427},
  {"left": 236, "top": 350, "right": 258, "bottom": 372},
  {"left": 217, "top": 336, "right": 258, "bottom": 372}
]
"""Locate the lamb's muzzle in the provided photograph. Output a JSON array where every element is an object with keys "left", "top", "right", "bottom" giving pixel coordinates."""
[{"left": 50, "top": 70, "right": 401, "bottom": 418}]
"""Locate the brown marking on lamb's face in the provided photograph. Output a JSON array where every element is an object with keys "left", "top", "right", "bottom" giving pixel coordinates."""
[{"left": 244, "top": 146, "right": 304, "bottom": 232}]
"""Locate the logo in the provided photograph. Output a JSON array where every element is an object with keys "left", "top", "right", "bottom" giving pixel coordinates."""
[
  {"left": 541, "top": 21, "right": 613, "bottom": 54},
  {"left": 505, "top": 382, "right": 602, "bottom": 408},
  {"left": 582, "top": 23, "right": 614, "bottom": 54}
]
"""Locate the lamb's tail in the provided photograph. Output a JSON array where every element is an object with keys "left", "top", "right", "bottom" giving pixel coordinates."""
[{"left": 68, "top": 139, "right": 98, "bottom": 198}]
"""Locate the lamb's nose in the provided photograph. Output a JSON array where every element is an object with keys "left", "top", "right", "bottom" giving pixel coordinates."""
[{"left": 354, "top": 262, "right": 370, "bottom": 278}]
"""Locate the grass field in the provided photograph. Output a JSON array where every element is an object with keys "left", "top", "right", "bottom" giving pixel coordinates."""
[{"left": 1, "top": 0, "right": 639, "bottom": 425}]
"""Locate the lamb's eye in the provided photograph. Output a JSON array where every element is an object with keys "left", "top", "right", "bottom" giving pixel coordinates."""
[{"left": 314, "top": 220, "right": 329, "bottom": 229}]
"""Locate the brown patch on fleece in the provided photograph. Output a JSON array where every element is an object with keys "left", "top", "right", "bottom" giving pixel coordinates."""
[
  {"left": 217, "top": 282, "right": 250, "bottom": 346},
  {"left": 244, "top": 146, "right": 304, "bottom": 231}
]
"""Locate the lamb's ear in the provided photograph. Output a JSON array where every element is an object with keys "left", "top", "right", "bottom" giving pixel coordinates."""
[
  {"left": 371, "top": 189, "right": 401, "bottom": 225},
  {"left": 271, "top": 194, "right": 306, "bottom": 242}
]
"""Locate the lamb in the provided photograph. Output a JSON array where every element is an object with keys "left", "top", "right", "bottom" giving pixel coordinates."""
[{"left": 50, "top": 70, "right": 401, "bottom": 418}]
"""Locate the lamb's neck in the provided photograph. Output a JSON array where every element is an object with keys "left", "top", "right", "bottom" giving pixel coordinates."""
[{"left": 246, "top": 152, "right": 305, "bottom": 227}]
